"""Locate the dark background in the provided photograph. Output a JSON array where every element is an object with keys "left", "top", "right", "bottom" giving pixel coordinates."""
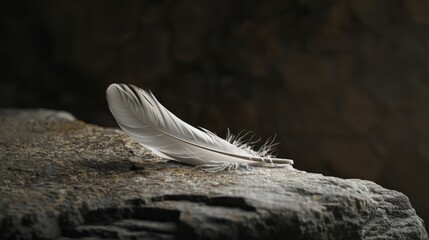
[{"left": 1, "top": 0, "right": 429, "bottom": 230}]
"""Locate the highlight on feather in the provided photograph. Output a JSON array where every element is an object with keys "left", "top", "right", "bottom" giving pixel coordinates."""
[{"left": 106, "top": 83, "right": 293, "bottom": 171}]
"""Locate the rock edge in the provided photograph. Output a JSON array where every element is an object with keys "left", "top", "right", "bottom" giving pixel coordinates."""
[{"left": 0, "top": 109, "right": 427, "bottom": 240}]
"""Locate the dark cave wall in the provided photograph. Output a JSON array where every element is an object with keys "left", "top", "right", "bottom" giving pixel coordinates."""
[{"left": 1, "top": 0, "right": 429, "bottom": 229}]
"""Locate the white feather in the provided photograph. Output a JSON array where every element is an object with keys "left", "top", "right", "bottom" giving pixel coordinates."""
[{"left": 106, "top": 84, "right": 293, "bottom": 168}]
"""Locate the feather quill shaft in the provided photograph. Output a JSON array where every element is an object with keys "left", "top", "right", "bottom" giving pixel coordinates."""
[{"left": 106, "top": 84, "right": 293, "bottom": 168}]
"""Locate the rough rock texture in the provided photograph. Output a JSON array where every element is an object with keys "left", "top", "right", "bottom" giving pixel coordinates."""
[{"left": 0, "top": 109, "right": 427, "bottom": 240}]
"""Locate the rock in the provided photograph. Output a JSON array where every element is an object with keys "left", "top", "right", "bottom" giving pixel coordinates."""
[{"left": 0, "top": 109, "right": 427, "bottom": 240}]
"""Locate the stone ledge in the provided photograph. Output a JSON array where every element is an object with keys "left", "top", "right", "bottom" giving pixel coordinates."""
[{"left": 0, "top": 109, "right": 427, "bottom": 240}]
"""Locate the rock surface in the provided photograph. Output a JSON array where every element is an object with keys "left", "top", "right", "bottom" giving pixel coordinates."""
[{"left": 0, "top": 109, "right": 427, "bottom": 240}]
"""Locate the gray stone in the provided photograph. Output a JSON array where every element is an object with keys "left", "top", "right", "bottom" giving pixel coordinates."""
[{"left": 0, "top": 109, "right": 427, "bottom": 240}]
